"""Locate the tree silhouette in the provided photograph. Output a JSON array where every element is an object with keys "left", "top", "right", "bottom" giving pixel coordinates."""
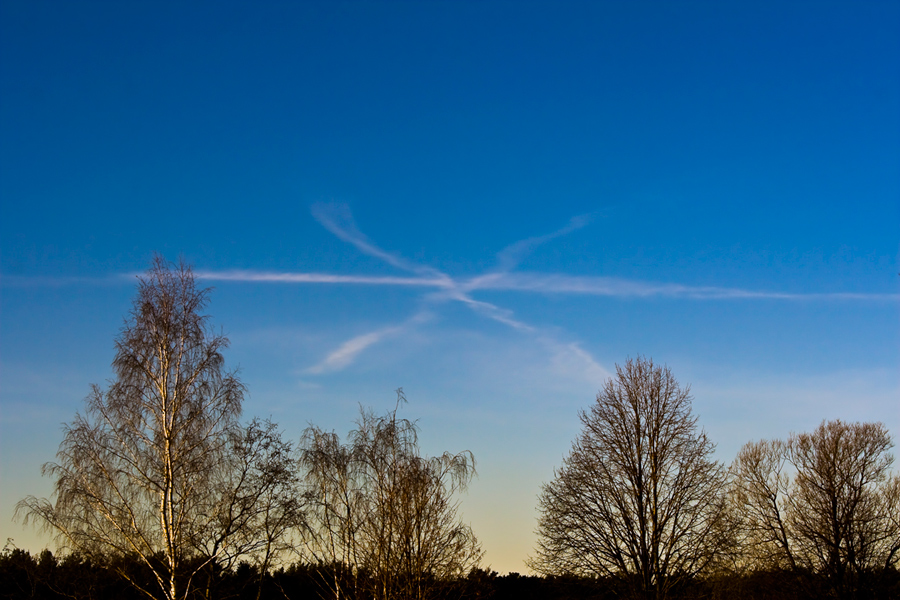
[
  {"left": 531, "top": 357, "right": 730, "bottom": 600},
  {"left": 731, "top": 420, "right": 900, "bottom": 599}
]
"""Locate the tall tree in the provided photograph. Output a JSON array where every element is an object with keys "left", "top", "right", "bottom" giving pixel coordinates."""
[
  {"left": 731, "top": 420, "right": 899, "bottom": 599},
  {"left": 530, "top": 357, "right": 730, "bottom": 600},
  {"left": 19, "top": 257, "right": 244, "bottom": 600},
  {"left": 300, "top": 391, "right": 482, "bottom": 600}
]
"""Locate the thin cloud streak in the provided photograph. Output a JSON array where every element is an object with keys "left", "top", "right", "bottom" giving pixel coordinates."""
[
  {"left": 304, "top": 311, "right": 433, "bottom": 374},
  {"left": 198, "top": 205, "right": 900, "bottom": 303},
  {"left": 439, "top": 291, "right": 535, "bottom": 332},
  {"left": 463, "top": 272, "right": 900, "bottom": 301},
  {"left": 195, "top": 269, "right": 899, "bottom": 302},
  {"left": 195, "top": 270, "right": 448, "bottom": 287},
  {"left": 305, "top": 329, "right": 392, "bottom": 374},
  {"left": 309, "top": 202, "right": 531, "bottom": 331},
  {"left": 494, "top": 213, "right": 592, "bottom": 272},
  {"left": 12, "top": 268, "right": 896, "bottom": 302},
  {"left": 0, "top": 274, "right": 134, "bottom": 287},
  {"left": 544, "top": 339, "right": 612, "bottom": 385},
  {"left": 311, "top": 202, "right": 453, "bottom": 285},
  {"left": 14, "top": 208, "right": 886, "bottom": 379},
  {"left": 304, "top": 202, "right": 547, "bottom": 368}
]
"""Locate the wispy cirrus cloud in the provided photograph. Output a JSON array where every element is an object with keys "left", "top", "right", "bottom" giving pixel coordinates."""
[
  {"left": 304, "top": 328, "right": 396, "bottom": 375},
  {"left": 304, "top": 311, "right": 433, "bottom": 375},
  {"left": 311, "top": 202, "right": 454, "bottom": 285},
  {"left": 544, "top": 340, "right": 612, "bottom": 386},
  {"left": 494, "top": 213, "right": 593, "bottom": 272}
]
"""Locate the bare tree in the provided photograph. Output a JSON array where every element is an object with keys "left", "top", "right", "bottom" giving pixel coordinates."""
[
  {"left": 731, "top": 420, "right": 899, "bottom": 599},
  {"left": 878, "top": 473, "right": 900, "bottom": 567},
  {"left": 193, "top": 418, "right": 305, "bottom": 600},
  {"left": 18, "top": 257, "right": 244, "bottom": 600},
  {"left": 530, "top": 357, "right": 730, "bottom": 600},
  {"left": 300, "top": 391, "right": 482, "bottom": 600},
  {"left": 729, "top": 439, "right": 796, "bottom": 571},
  {"left": 298, "top": 425, "right": 362, "bottom": 600}
]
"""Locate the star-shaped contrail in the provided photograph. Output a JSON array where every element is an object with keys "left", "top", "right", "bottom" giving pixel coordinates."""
[{"left": 184, "top": 203, "right": 900, "bottom": 374}]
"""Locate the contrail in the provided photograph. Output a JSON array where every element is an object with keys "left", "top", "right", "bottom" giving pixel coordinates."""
[
  {"left": 195, "top": 269, "right": 900, "bottom": 302},
  {"left": 195, "top": 270, "right": 448, "bottom": 287}
]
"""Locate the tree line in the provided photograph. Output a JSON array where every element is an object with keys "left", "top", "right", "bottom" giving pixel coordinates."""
[
  {"left": 530, "top": 358, "right": 899, "bottom": 600},
  {"left": 9, "top": 258, "right": 900, "bottom": 600}
]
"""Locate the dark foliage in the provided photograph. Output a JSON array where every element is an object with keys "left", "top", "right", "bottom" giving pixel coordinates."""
[
  {"left": 0, "top": 547, "right": 137, "bottom": 600},
  {"left": 3, "top": 548, "right": 899, "bottom": 600}
]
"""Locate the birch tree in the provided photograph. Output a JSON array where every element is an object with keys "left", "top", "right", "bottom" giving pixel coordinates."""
[{"left": 18, "top": 257, "right": 244, "bottom": 600}]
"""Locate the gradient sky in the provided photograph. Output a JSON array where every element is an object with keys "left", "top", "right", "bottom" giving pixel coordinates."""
[{"left": 1, "top": 1, "right": 898, "bottom": 574}]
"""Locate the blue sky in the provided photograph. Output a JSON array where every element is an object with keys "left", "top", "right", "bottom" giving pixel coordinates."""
[{"left": 1, "top": 0, "right": 898, "bottom": 574}]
